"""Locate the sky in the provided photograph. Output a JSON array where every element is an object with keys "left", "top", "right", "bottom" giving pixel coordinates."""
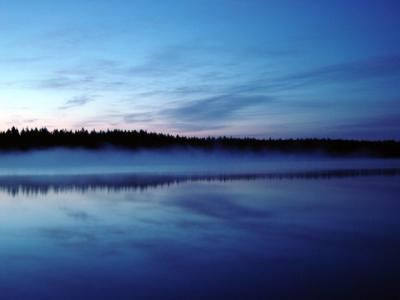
[{"left": 0, "top": 0, "right": 399, "bottom": 139}]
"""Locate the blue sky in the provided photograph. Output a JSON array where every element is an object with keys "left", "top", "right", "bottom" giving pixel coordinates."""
[{"left": 0, "top": 0, "right": 399, "bottom": 139}]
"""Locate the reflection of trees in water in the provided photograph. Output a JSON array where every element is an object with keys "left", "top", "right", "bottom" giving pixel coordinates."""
[{"left": 1, "top": 168, "right": 399, "bottom": 196}]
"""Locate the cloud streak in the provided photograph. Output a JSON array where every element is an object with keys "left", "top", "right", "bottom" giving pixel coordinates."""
[
  {"left": 59, "top": 96, "right": 94, "bottom": 110},
  {"left": 279, "top": 55, "right": 400, "bottom": 88},
  {"left": 163, "top": 94, "right": 273, "bottom": 122}
]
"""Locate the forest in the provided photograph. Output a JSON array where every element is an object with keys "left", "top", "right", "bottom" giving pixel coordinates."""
[{"left": 0, "top": 127, "right": 399, "bottom": 158}]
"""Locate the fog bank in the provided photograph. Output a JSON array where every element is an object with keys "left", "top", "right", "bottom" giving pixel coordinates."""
[{"left": 0, "top": 148, "right": 399, "bottom": 176}]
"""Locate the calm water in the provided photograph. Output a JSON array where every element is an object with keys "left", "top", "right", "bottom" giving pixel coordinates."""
[{"left": 0, "top": 170, "right": 399, "bottom": 299}]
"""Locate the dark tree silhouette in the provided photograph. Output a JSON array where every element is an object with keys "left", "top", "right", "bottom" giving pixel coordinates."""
[{"left": 0, "top": 127, "right": 399, "bottom": 158}]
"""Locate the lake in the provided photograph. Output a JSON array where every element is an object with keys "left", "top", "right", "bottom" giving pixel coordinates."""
[{"left": 0, "top": 169, "right": 399, "bottom": 299}]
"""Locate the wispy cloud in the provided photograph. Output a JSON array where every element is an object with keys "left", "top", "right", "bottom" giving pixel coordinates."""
[
  {"left": 163, "top": 94, "right": 273, "bottom": 123},
  {"left": 0, "top": 56, "right": 51, "bottom": 65},
  {"left": 127, "top": 45, "right": 202, "bottom": 77},
  {"left": 33, "top": 74, "right": 127, "bottom": 91},
  {"left": 122, "top": 112, "right": 155, "bottom": 123},
  {"left": 221, "top": 55, "right": 400, "bottom": 96},
  {"left": 59, "top": 95, "right": 94, "bottom": 110},
  {"left": 39, "top": 76, "right": 94, "bottom": 90},
  {"left": 279, "top": 55, "right": 400, "bottom": 88},
  {"left": 127, "top": 41, "right": 294, "bottom": 79},
  {"left": 7, "top": 40, "right": 294, "bottom": 96}
]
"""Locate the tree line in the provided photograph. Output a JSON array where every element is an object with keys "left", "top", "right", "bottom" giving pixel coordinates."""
[{"left": 0, "top": 127, "right": 399, "bottom": 157}]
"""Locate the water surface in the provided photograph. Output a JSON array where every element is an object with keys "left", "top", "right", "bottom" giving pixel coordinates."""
[{"left": 0, "top": 170, "right": 399, "bottom": 299}]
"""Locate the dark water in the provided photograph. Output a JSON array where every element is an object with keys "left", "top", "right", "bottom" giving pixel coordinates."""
[{"left": 0, "top": 170, "right": 399, "bottom": 299}]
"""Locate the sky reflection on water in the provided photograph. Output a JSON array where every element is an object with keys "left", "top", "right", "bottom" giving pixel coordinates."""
[{"left": 0, "top": 171, "right": 399, "bottom": 299}]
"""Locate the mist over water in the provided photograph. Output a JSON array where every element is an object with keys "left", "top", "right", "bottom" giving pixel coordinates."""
[{"left": 0, "top": 148, "right": 399, "bottom": 176}]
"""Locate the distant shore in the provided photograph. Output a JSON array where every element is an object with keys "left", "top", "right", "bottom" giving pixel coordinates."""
[{"left": 1, "top": 127, "right": 399, "bottom": 158}]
